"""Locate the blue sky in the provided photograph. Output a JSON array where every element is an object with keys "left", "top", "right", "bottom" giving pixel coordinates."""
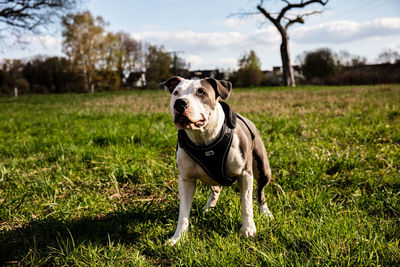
[{"left": 2, "top": 0, "right": 400, "bottom": 70}]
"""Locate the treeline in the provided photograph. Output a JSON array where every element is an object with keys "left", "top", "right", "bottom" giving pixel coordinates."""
[
  {"left": 0, "top": 11, "right": 189, "bottom": 95},
  {"left": 229, "top": 48, "right": 400, "bottom": 87},
  {"left": 1, "top": 10, "right": 400, "bottom": 95},
  {"left": 297, "top": 48, "right": 400, "bottom": 85}
]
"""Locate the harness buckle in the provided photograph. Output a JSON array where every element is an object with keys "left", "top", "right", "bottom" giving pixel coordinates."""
[{"left": 205, "top": 150, "right": 214, "bottom": 156}]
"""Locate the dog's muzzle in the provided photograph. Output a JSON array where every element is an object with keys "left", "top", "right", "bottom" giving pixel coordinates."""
[{"left": 174, "top": 98, "right": 188, "bottom": 114}]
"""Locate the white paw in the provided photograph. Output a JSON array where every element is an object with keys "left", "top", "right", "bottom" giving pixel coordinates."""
[
  {"left": 166, "top": 236, "right": 180, "bottom": 246},
  {"left": 265, "top": 211, "right": 274, "bottom": 220},
  {"left": 260, "top": 205, "right": 274, "bottom": 220},
  {"left": 202, "top": 205, "right": 214, "bottom": 213},
  {"left": 240, "top": 226, "right": 256, "bottom": 237}
]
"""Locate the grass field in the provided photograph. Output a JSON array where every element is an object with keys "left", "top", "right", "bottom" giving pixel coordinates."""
[{"left": 0, "top": 85, "right": 399, "bottom": 266}]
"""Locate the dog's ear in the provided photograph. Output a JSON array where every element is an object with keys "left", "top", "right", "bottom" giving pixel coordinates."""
[
  {"left": 205, "top": 78, "right": 232, "bottom": 100},
  {"left": 158, "top": 76, "right": 183, "bottom": 93}
]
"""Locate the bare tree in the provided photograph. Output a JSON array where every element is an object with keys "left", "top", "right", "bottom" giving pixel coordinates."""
[
  {"left": 0, "top": 0, "right": 80, "bottom": 40},
  {"left": 377, "top": 49, "right": 400, "bottom": 64},
  {"left": 256, "top": 0, "right": 328, "bottom": 87}
]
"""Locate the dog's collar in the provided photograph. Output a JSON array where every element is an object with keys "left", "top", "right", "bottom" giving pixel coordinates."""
[{"left": 177, "top": 101, "right": 238, "bottom": 186}]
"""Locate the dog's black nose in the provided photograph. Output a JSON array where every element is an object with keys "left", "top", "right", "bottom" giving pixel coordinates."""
[{"left": 174, "top": 98, "right": 188, "bottom": 113}]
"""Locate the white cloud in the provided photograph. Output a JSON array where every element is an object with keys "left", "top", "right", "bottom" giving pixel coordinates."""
[
  {"left": 292, "top": 17, "right": 400, "bottom": 44},
  {"left": 131, "top": 30, "right": 246, "bottom": 52},
  {"left": 138, "top": 26, "right": 157, "bottom": 31},
  {"left": 1, "top": 34, "right": 62, "bottom": 60},
  {"left": 213, "top": 18, "right": 243, "bottom": 28},
  {"left": 128, "top": 17, "right": 400, "bottom": 60},
  {"left": 383, "top": 43, "right": 400, "bottom": 51},
  {"left": 130, "top": 27, "right": 280, "bottom": 54},
  {"left": 213, "top": 16, "right": 265, "bottom": 29},
  {"left": 16, "top": 34, "right": 62, "bottom": 50},
  {"left": 254, "top": 27, "right": 281, "bottom": 43}
]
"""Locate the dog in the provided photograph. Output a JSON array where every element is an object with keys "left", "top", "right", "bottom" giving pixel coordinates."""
[{"left": 160, "top": 76, "right": 274, "bottom": 246}]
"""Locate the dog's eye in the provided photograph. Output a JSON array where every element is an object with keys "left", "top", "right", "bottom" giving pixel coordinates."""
[
  {"left": 196, "top": 88, "right": 206, "bottom": 96},
  {"left": 173, "top": 90, "right": 179, "bottom": 96}
]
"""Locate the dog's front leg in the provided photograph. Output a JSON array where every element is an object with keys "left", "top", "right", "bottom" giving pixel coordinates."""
[
  {"left": 203, "top": 185, "right": 222, "bottom": 212},
  {"left": 168, "top": 176, "right": 196, "bottom": 246},
  {"left": 238, "top": 172, "right": 256, "bottom": 237}
]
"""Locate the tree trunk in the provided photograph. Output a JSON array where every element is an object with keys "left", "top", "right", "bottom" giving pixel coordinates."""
[
  {"left": 82, "top": 65, "right": 89, "bottom": 92},
  {"left": 280, "top": 32, "right": 296, "bottom": 87}
]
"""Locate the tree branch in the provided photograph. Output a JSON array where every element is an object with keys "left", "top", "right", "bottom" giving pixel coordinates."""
[
  {"left": 284, "top": 10, "right": 323, "bottom": 29},
  {"left": 257, "top": 0, "right": 328, "bottom": 26},
  {"left": 228, "top": 11, "right": 262, "bottom": 18},
  {"left": 277, "top": 0, "right": 328, "bottom": 22},
  {"left": 0, "top": 0, "right": 79, "bottom": 33},
  {"left": 256, "top": 5, "right": 280, "bottom": 29}
]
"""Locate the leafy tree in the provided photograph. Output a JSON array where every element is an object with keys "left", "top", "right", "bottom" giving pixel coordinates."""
[
  {"left": 101, "top": 32, "right": 122, "bottom": 71},
  {"left": 22, "top": 56, "right": 83, "bottom": 93},
  {"left": 301, "top": 48, "right": 336, "bottom": 81},
  {"left": 96, "top": 69, "right": 121, "bottom": 91},
  {"left": 62, "top": 11, "right": 106, "bottom": 92},
  {"left": 96, "top": 32, "right": 124, "bottom": 90},
  {"left": 145, "top": 45, "right": 172, "bottom": 88},
  {"left": 0, "top": 62, "right": 11, "bottom": 94},
  {"left": 0, "top": 59, "right": 29, "bottom": 94},
  {"left": 235, "top": 50, "right": 263, "bottom": 87}
]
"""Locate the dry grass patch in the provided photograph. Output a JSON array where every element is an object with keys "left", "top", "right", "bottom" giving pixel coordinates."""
[
  {"left": 80, "top": 85, "right": 400, "bottom": 119},
  {"left": 83, "top": 92, "right": 171, "bottom": 114},
  {"left": 230, "top": 85, "right": 399, "bottom": 117}
]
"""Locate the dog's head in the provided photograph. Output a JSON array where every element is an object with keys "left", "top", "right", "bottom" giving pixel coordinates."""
[{"left": 160, "top": 76, "right": 232, "bottom": 130}]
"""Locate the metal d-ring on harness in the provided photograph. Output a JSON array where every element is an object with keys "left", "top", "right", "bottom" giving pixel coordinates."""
[{"left": 177, "top": 101, "right": 255, "bottom": 186}]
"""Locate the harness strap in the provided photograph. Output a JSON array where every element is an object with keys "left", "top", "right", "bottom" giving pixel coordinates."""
[
  {"left": 176, "top": 102, "right": 256, "bottom": 186},
  {"left": 236, "top": 114, "right": 255, "bottom": 141},
  {"left": 178, "top": 124, "right": 236, "bottom": 186}
]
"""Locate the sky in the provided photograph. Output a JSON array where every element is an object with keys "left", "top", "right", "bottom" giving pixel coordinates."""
[{"left": 2, "top": 0, "right": 400, "bottom": 71}]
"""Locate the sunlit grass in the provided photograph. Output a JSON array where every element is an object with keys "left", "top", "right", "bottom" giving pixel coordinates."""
[{"left": 0, "top": 85, "right": 399, "bottom": 265}]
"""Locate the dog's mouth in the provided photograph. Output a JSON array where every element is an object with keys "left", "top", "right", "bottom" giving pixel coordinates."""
[{"left": 174, "top": 114, "right": 205, "bottom": 129}]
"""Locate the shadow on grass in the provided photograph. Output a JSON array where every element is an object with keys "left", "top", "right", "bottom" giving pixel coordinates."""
[{"left": 0, "top": 202, "right": 176, "bottom": 264}]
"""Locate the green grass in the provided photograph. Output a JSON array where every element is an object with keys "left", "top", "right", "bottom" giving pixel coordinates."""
[{"left": 0, "top": 85, "right": 399, "bottom": 266}]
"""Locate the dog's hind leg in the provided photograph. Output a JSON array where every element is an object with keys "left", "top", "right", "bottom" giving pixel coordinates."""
[
  {"left": 203, "top": 186, "right": 222, "bottom": 212},
  {"left": 257, "top": 177, "right": 274, "bottom": 219},
  {"left": 253, "top": 136, "right": 274, "bottom": 219}
]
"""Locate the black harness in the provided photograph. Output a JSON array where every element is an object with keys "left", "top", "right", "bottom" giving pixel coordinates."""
[{"left": 177, "top": 101, "right": 254, "bottom": 186}]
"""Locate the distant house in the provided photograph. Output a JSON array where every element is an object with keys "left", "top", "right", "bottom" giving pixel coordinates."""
[
  {"left": 272, "top": 65, "right": 301, "bottom": 75},
  {"left": 126, "top": 72, "right": 146, "bottom": 87},
  {"left": 272, "top": 66, "right": 281, "bottom": 75},
  {"left": 189, "top": 69, "right": 228, "bottom": 80},
  {"left": 262, "top": 70, "right": 272, "bottom": 75}
]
